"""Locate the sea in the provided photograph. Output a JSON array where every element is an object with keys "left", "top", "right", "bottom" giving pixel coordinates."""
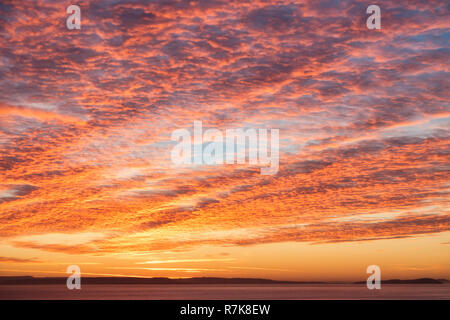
[{"left": 1, "top": 284, "right": 450, "bottom": 299}]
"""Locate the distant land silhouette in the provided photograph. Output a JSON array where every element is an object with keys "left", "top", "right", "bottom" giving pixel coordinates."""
[
  {"left": 0, "top": 276, "right": 446, "bottom": 285},
  {"left": 0, "top": 276, "right": 322, "bottom": 285},
  {"left": 353, "top": 278, "right": 445, "bottom": 284}
]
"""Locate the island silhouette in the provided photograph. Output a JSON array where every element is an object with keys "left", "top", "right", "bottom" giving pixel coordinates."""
[{"left": 0, "top": 276, "right": 446, "bottom": 285}]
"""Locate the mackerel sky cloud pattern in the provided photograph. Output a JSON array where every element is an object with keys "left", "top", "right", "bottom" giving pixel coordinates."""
[{"left": 0, "top": 0, "right": 449, "bottom": 279}]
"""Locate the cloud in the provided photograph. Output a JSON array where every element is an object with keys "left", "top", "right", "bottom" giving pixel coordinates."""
[
  {"left": 0, "top": 0, "right": 448, "bottom": 261},
  {"left": 0, "top": 256, "right": 40, "bottom": 263},
  {"left": 0, "top": 184, "right": 38, "bottom": 204}
]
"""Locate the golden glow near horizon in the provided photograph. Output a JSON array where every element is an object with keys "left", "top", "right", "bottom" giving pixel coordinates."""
[{"left": 0, "top": 0, "right": 449, "bottom": 281}]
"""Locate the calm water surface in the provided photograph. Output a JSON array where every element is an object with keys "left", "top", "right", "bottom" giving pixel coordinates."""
[{"left": 1, "top": 284, "right": 449, "bottom": 300}]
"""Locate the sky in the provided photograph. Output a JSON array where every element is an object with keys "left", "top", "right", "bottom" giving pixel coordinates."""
[{"left": 0, "top": 0, "right": 449, "bottom": 281}]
